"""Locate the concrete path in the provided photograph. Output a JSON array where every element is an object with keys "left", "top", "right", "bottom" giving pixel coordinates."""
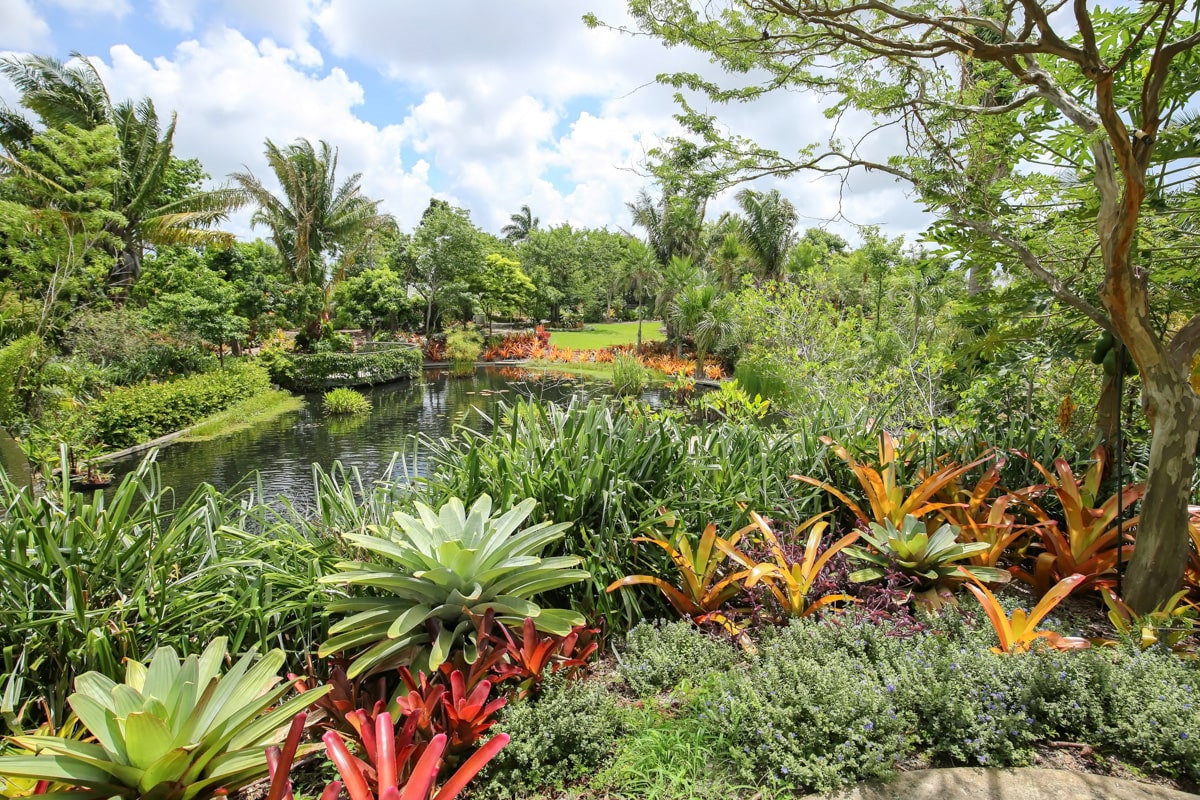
[{"left": 800, "top": 768, "right": 1198, "bottom": 799}]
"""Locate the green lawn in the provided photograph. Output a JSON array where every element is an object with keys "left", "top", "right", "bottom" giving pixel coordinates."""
[{"left": 547, "top": 321, "right": 665, "bottom": 350}]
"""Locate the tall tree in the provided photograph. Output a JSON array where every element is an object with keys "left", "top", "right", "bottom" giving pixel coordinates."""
[
  {"left": 501, "top": 204, "right": 539, "bottom": 243},
  {"left": 523, "top": 224, "right": 585, "bottom": 325},
  {"left": 605, "top": 0, "right": 1200, "bottom": 611},
  {"left": 409, "top": 200, "right": 486, "bottom": 333},
  {"left": 734, "top": 187, "right": 797, "bottom": 281},
  {"left": 232, "top": 138, "right": 393, "bottom": 339},
  {"left": 622, "top": 238, "right": 661, "bottom": 348},
  {"left": 1, "top": 53, "right": 240, "bottom": 291}
]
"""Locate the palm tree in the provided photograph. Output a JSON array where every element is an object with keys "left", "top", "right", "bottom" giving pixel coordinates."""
[
  {"left": 231, "top": 138, "right": 393, "bottom": 340},
  {"left": 735, "top": 188, "right": 798, "bottom": 282},
  {"left": 655, "top": 254, "right": 703, "bottom": 357},
  {"left": 622, "top": 239, "right": 661, "bottom": 349},
  {"left": 0, "top": 53, "right": 241, "bottom": 292},
  {"left": 669, "top": 283, "right": 732, "bottom": 380},
  {"left": 501, "top": 204, "right": 539, "bottom": 243},
  {"left": 626, "top": 189, "right": 705, "bottom": 265}
]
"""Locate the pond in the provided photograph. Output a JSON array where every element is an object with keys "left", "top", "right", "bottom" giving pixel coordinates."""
[{"left": 105, "top": 366, "right": 665, "bottom": 506}]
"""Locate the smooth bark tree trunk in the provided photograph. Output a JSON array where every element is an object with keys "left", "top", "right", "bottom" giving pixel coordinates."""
[{"left": 1122, "top": 371, "right": 1200, "bottom": 613}]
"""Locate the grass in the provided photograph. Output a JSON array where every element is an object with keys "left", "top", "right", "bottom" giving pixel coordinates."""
[
  {"left": 180, "top": 388, "right": 304, "bottom": 442},
  {"left": 548, "top": 321, "right": 666, "bottom": 350},
  {"left": 523, "top": 361, "right": 674, "bottom": 385}
]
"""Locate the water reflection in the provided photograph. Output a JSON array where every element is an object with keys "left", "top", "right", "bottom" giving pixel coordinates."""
[{"left": 107, "top": 366, "right": 661, "bottom": 507}]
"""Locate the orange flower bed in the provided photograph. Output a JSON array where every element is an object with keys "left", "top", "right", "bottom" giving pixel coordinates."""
[{"left": 524, "top": 341, "right": 725, "bottom": 379}]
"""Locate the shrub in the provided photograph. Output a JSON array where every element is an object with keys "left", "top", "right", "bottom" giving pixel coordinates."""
[
  {"left": 91, "top": 362, "right": 271, "bottom": 449},
  {"left": 700, "top": 621, "right": 914, "bottom": 794},
  {"left": 446, "top": 327, "right": 484, "bottom": 377},
  {"left": 267, "top": 347, "right": 421, "bottom": 392},
  {"left": 322, "top": 387, "right": 371, "bottom": 415},
  {"left": 617, "top": 620, "right": 739, "bottom": 698},
  {"left": 479, "top": 672, "right": 626, "bottom": 798},
  {"left": 63, "top": 307, "right": 210, "bottom": 385},
  {"left": 611, "top": 352, "right": 650, "bottom": 396}
]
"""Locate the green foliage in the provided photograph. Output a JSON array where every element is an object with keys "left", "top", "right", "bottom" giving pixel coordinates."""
[
  {"left": 695, "top": 623, "right": 913, "bottom": 793},
  {"left": 409, "top": 200, "right": 487, "bottom": 332},
  {"left": 0, "top": 334, "right": 39, "bottom": 423},
  {"left": 90, "top": 361, "right": 271, "bottom": 449},
  {"left": 331, "top": 266, "right": 419, "bottom": 333},
  {"left": 0, "top": 454, "right": 342, "bottom": 730},
  {"left": 610, "top": 352, "right": 649, "bottom": 396},
  {"left": 617, "top": 620, "right": 738, "bottom": 698},
  {"left": 690, "top": 379, "right": 769, "bottom": 423},
  {"left": 445, "top": 327, "right": 483, "bottom": 376},
  {"left": 846, "top": 515, "right": 1009, "bottom": 591},
  {"left": 0, "top": 638, "right": 329, "bottom": 800},
  {"left": 322, "top": 386, "right": 371, "bottom": 415},
  {"left": 319, "top": 495, "right": 589, "bottom": 677},
  {"left": 63, "top": 307, "right": 210, "bottom": 385},
  {"left": 415, "top": 398, "right": 871, "bottom": 629},
  {"left": 267, "top": 347, "right": 421, "bottom": 392},
  {"left": 1103, "top": 648, "right": 1200, "bottom": 775},
  {"left": 472, "top": 253, "right": 535, "bottom": 323},
  {"left": 479, "top": 673, "right": 626, "bottom": 798}
]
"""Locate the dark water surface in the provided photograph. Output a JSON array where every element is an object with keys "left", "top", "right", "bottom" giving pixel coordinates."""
[{"left": 106, "top": 366, "right": 659, "bottom": 508}]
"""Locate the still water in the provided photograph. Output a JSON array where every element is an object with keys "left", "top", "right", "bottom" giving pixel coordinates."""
[{"left": 106, "top": 366, "right": 661, "bottom": 507}]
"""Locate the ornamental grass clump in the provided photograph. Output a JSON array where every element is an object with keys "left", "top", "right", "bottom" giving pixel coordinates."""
[
  {"left": 322, "top": 387, "right": 371, "bottom": 415},
  {"left": 319, "top": 495, "right": 589, "bottom": 677}
]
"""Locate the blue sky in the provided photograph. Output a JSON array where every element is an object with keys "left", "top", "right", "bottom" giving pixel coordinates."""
[{"left": 0, "top": 0, "right": 926, "bottom": 242}]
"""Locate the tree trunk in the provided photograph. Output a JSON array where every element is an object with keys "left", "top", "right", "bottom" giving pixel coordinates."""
[
  {"left": 1122, "top": 373, "right": 1200, "bottom": 613},
  {"left": 636, "top": 311, "right": 644, "bottom": 351},
  {"left": 693, "top": 347, "right": 705, "bottom": 382}
]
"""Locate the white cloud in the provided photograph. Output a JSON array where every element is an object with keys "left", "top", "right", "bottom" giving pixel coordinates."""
[
  {"left": 17, "top": 0, "right": 931, "bottom": 245},
  {"left": 47, "top": 0, "right": 132, "bottom": 17},
  {"left": 88, "top": 28, "right": 430, "bottom": 237},
  {"left": 151, "top": 0, "right": 201, "bottom": 31},
  {"left": 0, "top": 0, "right": 52, "bottom": 51}
]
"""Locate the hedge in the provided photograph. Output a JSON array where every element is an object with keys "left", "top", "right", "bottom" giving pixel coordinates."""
[
  {"left": 268, "top": 347, "right": 422, "bottom": 392},
  {"left": 93, "top": 362, "right": 272, "bottom": 449}
]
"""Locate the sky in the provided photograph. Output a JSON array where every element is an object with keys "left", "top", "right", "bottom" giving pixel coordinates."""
[{"left": 0, "top": 0, "right": 929, "bottom": 244}]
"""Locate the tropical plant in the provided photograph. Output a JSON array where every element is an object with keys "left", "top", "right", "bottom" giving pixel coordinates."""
[
  {"left": 392, "top": 668, "right": 507, "bottom": 756},
  {"left": 323, "top": 387, "right": 371, "bottom": 415},
  {"left": 322, "top": 711, "right": 508, "bottom": 800},
  {"left": 1008, "top": 448, "right": 1144, "bottom": 595},
  {"left": 669, "top": 282, "right": 733, "bottom": 380},
  {"left": 792, "top": 432, "right": 989, "bottom": 528},
  {"left": 231, "top": 138, "right": 393, "bottom": 341},
  {"left": 734, "top": 188, "right": 798, "bottom": 281},
  {"left": 737, "top": 511, "right": 858, "bottom": 619},
  {"left": 607, "top": 519, "right": 752, "bottom": 635},
  {"left": 0, "top": 638, "right": 330, "bottom": 800},
  {"left": 1, "top": 53, "right": 241, "bottom": 291},
  {"left": 319, "top": 495, "right": 588, "bottom": 677},
  {"left": 1099, "top": 588, "right": 1198, "bottom": 652},
  {"left": 690, "top": 378, "right": 770, "bottom": 423},
  {"left": 0, "top": 715, "right": 88, "bottom": 797},
  {"left": 501, "top": 204, "right": 539, "bottom": 244},
  {"left": 489, "top": 617, "right": 601, "bottom": 699},
  {"left": 936, "top": 456, "right": 1039, "bottom": 568},
  {"left": 611, "top": 352, "right": 650, "bottom": 396},
  {"left": 961, "top": 570, "right": 1090, "bottom": 654},
  {"left": 621, "top": 239, "right": 661, "bottom": 349},
  {"left": 845, "top": 515, "right": 1010, "bottom": 609}
]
